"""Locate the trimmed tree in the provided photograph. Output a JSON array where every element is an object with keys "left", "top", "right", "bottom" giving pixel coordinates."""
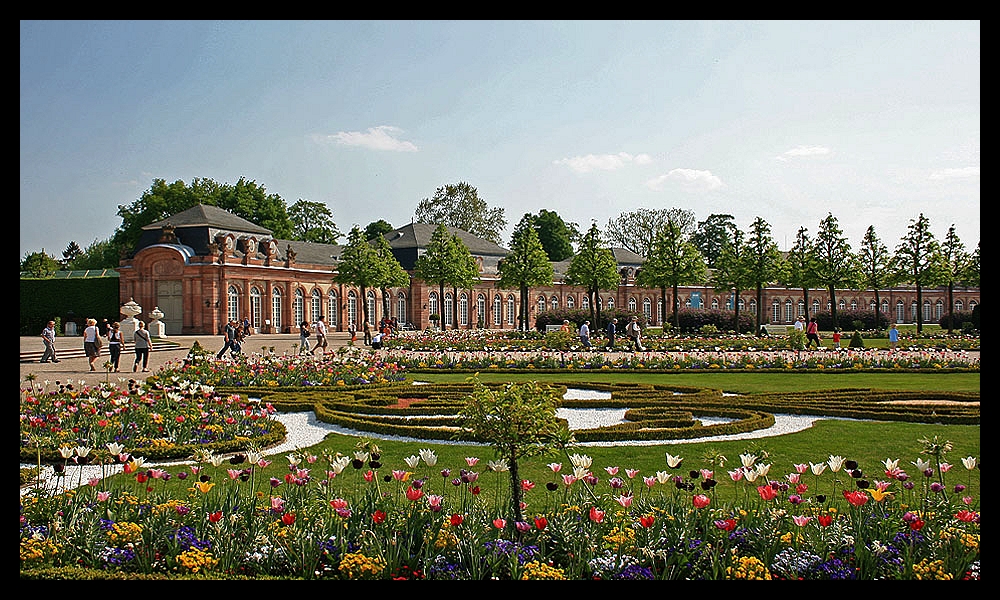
[
  {"left": 498, "top": 214, "right": 554, "bottom": 331},
  {"left": 565, "top": 223, "right": 621, "bottom": 328},
  {"left": 636, "top": 220, "right": 706, "bottom": 332}
]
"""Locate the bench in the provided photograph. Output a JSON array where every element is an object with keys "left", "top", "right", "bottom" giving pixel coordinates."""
[
  {"left": 545, "top": 325, "right": 564, "bottom": 332},
  {"left": 762, "top": 324, "right": 791, "bottom": 335}
]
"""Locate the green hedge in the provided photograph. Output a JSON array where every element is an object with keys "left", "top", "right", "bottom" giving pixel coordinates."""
[{"left": 19, "top": 276, "right": 120, "bottom": 335}]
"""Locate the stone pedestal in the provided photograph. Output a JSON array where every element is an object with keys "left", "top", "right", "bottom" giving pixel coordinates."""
[
  {"left": 148, "top": 307, "right": 166, "bottom": 338},
  {"left": 120, "top": 299, "right": 142, "bottom": 343}
]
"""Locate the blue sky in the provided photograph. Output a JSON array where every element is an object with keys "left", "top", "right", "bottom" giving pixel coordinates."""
[{"left": 20, "top": 20, "right": 980, "bottom": 259}]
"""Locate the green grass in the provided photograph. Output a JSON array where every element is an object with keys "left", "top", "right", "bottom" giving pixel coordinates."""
[{"left": 84, "top": 370, "right": 979, "bottom": 504}]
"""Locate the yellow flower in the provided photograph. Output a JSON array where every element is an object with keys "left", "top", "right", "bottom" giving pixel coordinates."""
[{"left": 193, "top": 481, "right": 215, "bottom": 494}]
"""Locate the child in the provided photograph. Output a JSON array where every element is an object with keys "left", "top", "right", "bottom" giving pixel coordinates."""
[{"left": 832, "top": 328, "right": 841, "bottom": 349}]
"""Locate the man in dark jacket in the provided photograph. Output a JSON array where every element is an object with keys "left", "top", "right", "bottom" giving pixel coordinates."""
[{"left": 605, "top": 318, "right": 617, "bottom": 351}]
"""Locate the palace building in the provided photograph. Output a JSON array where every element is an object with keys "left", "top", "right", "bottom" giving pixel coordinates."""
[{"left": 116, "top": 204, "right": 980, "bottom": 336}]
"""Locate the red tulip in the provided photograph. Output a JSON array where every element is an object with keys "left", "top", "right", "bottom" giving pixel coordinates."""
[
  {"left": 281, "top": 512, "right": 296, "bottom": 525},
  {"left": 639, "top": 515, "right": 655, "bottom": 528},
  {"left": 405, "top": 486, "right": 424, "bottom": 501},
  {"left": 450, "top": 514, "right": 464, "bottom": 527},
  {"left": 842, "top": 489, "right": 869, "bottom": 507},
  {"left": 208, "top": 511, "right": 223, "bottom": 523},
  {"left": 757, "top": 485, "right": 778, "bottom": 501},
  {"left": 692, "top": 494, "right": 711, "bottom": 508},
  {"left": 372, "top": 510, "right": 387, "bottom": 524},
  {"left": 534, "top": 516, "right": 548, "bottom": 530},
  {"left": 817, "top": 514, "right": 834, "bottom": 527},
  {"left": 589, "top": 506, "right": 605, "bottom": 523}
]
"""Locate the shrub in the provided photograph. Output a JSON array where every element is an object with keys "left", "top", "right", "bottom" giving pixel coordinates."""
[
  {"left": 848, "top": 330, "right": 865, "bottom": 348},
  {"left": 940, "top": 311, "right": 975, "bottom": 331},
  {"left": 812, "top": 309, "right": 888, "bottom": 331},
  {"left": 667, "top": 308, "right": 756, "bottom": 334}
]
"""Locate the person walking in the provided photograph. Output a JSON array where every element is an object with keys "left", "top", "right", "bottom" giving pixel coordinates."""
[
  {"left": 832, "top": 328, "right": 842, "bottom": 350},
  {"left": 579, "top": 320, "right": 592, "bottom": 349},
  {"left": 39, "top": 320, "right": 60, "bottom": 363},
  {"left": 363, "top": 319, "right": 373, "bottom": 345},
  {"left": 794, "top": 316, "right": 806, "bottom": 332},
  {"left": 107, "top": 321, "right": 125, "bottom": 372},
  {"left": 348, "top": 321, "right": 357, "bottom": 343},
  {"left": 312, "top": 316, "right": 328, "bottom": 355},
  {"left": 298, "top": 320, "right": 312, "bottom": 354},
  {"left": 560, "top": 319, "right": 572, "bottom": 333},
  {"left": 605, "top": 318, "right": 618, "bottom": 351},
  {"left": 132, "top": 320, "right": 151, "bottom": 372},
  {"left": 626, "top": 316, "right": 645, "bottom": 351},
  {"left": 83, "top": 318, "right": 101, "bottom": 371},
  {"left": 216, "top": 318, "right": 238, "bottom": 359},
  {"left": 888, "top": 323, "right": 899, "bottom": 351},
  {"left": 806, "top": 317, "right": 821, "bottom": 349}
]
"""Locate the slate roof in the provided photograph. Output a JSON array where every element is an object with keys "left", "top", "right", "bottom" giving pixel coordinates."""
[
  {"left": 144, "top": 204, "right": 272, "bottom": 235},
  {"left": 384, "top": 222, "right": 509, "bottom": 255}
]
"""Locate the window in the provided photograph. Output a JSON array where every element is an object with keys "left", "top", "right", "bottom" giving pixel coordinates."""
[
  {"left": 326, "top": 290, "right": 340, "bottom": 328},
  {"left": 250, "top": 287, "right": 262, "bottom": 329},
  {"left": 312, "top": 289, "right": 323, "bottom": 323},
  {"left": 838, "top": 299, "right": 846, "bottom": 311},
  {"left": 566, "top": 295, "right": 575, "bottom": 309},
  {"left": 955, "top": 300, "right": 964, "bottom": 312},
  {"left": 643, "top": 298, "right": 651, "bottom": 321},
  {"left": 493, "top": 295, "right": 502, "bottom": 326},
  {"left": 507, "top": 295, "right": 516, "bottom": 325},
  {"left": 537, "top": 295, "right": 546, "bottom": 316},
  {"left": 772, "top": 300, "right": 781, "bottom": 323},
  {"left": 628, "top": 297, "right": 637, "bottom": 312},
  {"left": 749, "top": 300, "right": 757, "bottom": 315},
  {"left": 477, "top": 294, "right": 486, "bottom": 327},
  {"left": 910, "top": 301, "right": 917, "bottom": 321},
  {"left": 881, "top": 299, "right": 889, "bottom": 315},
  {"left": 367, "top": 291, "right": 377, "bottom": 325},
  {"left": 797, "top": 301, "right": 805, "bottom": 318},
  {"left": 935, "top": 300, "right": 943, "bottom": 321},
  {"left": 607, "top": 297, "right": 614, "bottom": 310},
  {"left": 896, "top": 300, "right": 905, "bottom": 323},
  {"left": 294, "top": 289, "right": 305, "bottom": 325},
  {"left": 850, "top": 300, "right": 858, "bottom": 311},
  {"left": 685, "top": 298, "right": 691, "bottom": 308},
  {"left": 428, "top": 292, "right": 438, "bottom": 321},
  {"left": 657, "top": 298, "right": 664, "bottom": 324},
  {"left": 712, "top": 298, "right": 720, "bottom": 310},
  {"left": 397, "top": 293, "right": 407, "bottom": 325},
  {"left": 923, "top": 300, "right": 931, "bottom": 321},
  {"left": 738, "top": 298, "right": 745, "bottom": 311},
  {"left": 228, "top": 285, "right": 240, "bottom": 323},
  {"left": 270, "top": 287, "right": 282, "bottom": 332},
  {"left": 582, "top": 295, "right": 590, "bottom": 310},
  {"left": 348, "top": 291, "right": 358, "bottom": 328},
  {"left": 550, "top": 295, "right": 559, "bottom": 311},
  {"left": 812, "top": 300, "right": 820, "bottom": 315},
  {"left": 785, "top": 300, "right": 793, "bottom": 322},
  {"left": 444, "top": 293, "right": 454, "bottom": 326},
  {"left": 870, "top": 300, "right": 876, "bottom": 312},
  {"left": 460, "top": 293, "right": 469, "bottom": 326}
]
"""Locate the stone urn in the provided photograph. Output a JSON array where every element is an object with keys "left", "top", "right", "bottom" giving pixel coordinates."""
[
  {"left": 120, "top": 299, "right": 142, "bottom": 342},
  {"left": 148, "top": 306, "right": 167, "bottom": 339}
]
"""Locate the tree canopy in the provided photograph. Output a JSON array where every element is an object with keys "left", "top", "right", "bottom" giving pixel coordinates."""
[
  {"left": 413, "top": 182, "right": 506, "bottom": 245},
  {"left": 531, "top": 209, "right": 577, "bottom": 262},
  {"left": 691, "top": 214, "right": 737, "bottom": 268},
  {"left": 605, "top": 208, "right": 695, "bottom": 258},
  {"left": 812, "top": 213, "right": 861, "bottom": 330},
  {"left": 565, "top": 223, "right": 621, "bottom": 326},
  {"left": 635, "top": 220, "right": 706, "bottom": 330},
  {"left": 288, "top": 199, "right": 342, "bottom": 244},
  {"left": 498, "top": 214, "right": 554, "bottom": 330}
]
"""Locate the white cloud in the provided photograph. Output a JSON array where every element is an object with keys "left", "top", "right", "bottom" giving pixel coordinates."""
[
  {"left": 775, "top": 145, "right": 831, "bottom": 161},
  {"left": 928, "top": 166, "right": 980, "bottom": 180},
  {"left": 646, "top": 168, "right": 724, "bottom": 192},
  {"left": 315, "top": 125, "right": 418, "bottom": 152},
  {"left": 553, "top": 152, "right": 650, "bottom": 174}
]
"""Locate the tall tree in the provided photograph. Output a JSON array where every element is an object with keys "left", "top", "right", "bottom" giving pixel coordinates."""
[
  {"left": 532, "top": 209, "right": 577, "bottom": 262},
  {"left": 605, "top": 208, "right": 695, "bottom": 258},
  {"left": 413, "top": 224, "right": 457, "bottom": 327},
  {"left": 448, "top": 233, "right": 482, "bottom": 328},
  {"left": 781, "top": 227, "right": 820, "bottom": 321},
  {"left": 288, "top": 199, "right": 342, "bottom": 244},
  {"left": 935, "top": 224, "right": 971, "bottom": 333},
  {"left": 498, "top": 214, "right": 554, "bottom": 331},
  {"left": 413, "top": 182, "right": 506, "bottom": 245},
  {"left": 857, "top": 226, "right": 893, "bottom": 331},
  {"left": 635, "top": 219, "right": 706, "bottom": 331},
  {"left": 744, "top": 217, "right": 787, "bottom": 332},
  {"left": 20, "top": 250, "right": 61, "bottom": 277},
  {"left": 691, "top": 214, "right": 737, "bottom": 268},
  {"left": 334, "top": 226, "right": 385, "bottom": 329},
  {"left": 565, "top": 223, "right": 621, "bottom": 327},
  {"left": 892, "top": 213, "right": 943, "bottom": 334},
  {"left": 812, "top": 213, "right": 861, "bottom": 331},
  {"left": 364, "top": 219, "right": 394, "bottom": 241},
  {"left": 66, "top": 238, "right": 119, "bottom": 271},
  {"left": 966, "top": 241, "right": 980, "bottom": 288},
  {"left": 711, "top": 227, "right": 754, "bottom": 333},
  {"left": 370, "top": 233, "right": 411, "bottom": 323},
  {"left": 61, "top": 241, "right": 83, "bottom": 267}
]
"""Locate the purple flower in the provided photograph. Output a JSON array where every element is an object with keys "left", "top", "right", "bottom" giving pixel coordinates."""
[{"left": 930, "top": 482, "right": 945, "bottom": 493}]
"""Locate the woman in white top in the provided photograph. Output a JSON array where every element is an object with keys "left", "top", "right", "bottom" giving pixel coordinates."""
[{"left": 83, "top": 318, "right": 101, "bottom": 371}]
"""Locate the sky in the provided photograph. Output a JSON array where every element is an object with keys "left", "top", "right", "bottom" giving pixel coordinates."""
[{"left": 20, "top": 20, "right": 980, "bottom": 260}]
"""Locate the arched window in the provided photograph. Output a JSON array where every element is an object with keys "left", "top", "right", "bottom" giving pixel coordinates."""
[
  {"left": 311, "top": 289, "right": 323, "bottom": 323},
  {"left": 657, "top": 298, "right": 664, "bottom": 324},
  {"left": 772, "top": 299, "right": 781, "bottom": 323},
  {"left": 444, "top": 293, "right": 454, "bottom": 326},
  {"left": 367, "top": 291, "right": 377, "bottom": 325},
  {"left": 428, "top": 292, "right": 438, "bottom": 322},
  {"left": 738, "top": 297, "right": 745, "bottom": 311},
  {"left": 870, "top": 300, "right": 876, "bottom": 312},
  {"left": 493, "top": 294, "right": 502, "bottom": 326},
  {"left": 955, "top": 300, "right": 964, "bottom": 312},
  {"left": 507, "top": 295, "right": 516, "bottom": 325},
  {"left": 606, "top": 297, "right": 614, "bottom": 310},
  {"left": 227, "top": 285, "right": 240, "bottom": 323},
  {"left": 896, "top": 300, "right": 905, "bottom": 323},
  {"left": 270, "top": 287, "right": 282, "bottom": 332},
  {"left": 797, "top": 301, "right": 805, "bottom": 318},
  {"left": 684, "top": 297, "right": 691, "bottom": 308},
  {"left": 566, "top": 295, "right": 575, "bottom": 309},
  {"left": 881, "top": 299, "right": 889, "bottom": 315},
  {"left": 749, "top": 299, "right": 757, "bottom": 315},
  {"left": 812, "top": 299, "right": 820, "bottom": 315},
  {"left": 838, "top": 299, "right": 846, "bottom": 311},
  {"left": 397, "top": 292, "right": 407, "bottom": 325},
  {"left": 582, "top": 295, "right": 590, "bottom": 310},
  {"left": 294, "top": 289, "right": 305, "bottom": 325},
  {"left": 328, "top": 292, "right": 338, "bottom": 328},
  {"left": 628, "top": 297, "right": 637, "bottom": 312},
  {"left": 537, "top": 295, "right": 546, "bottom": 316},
  {"left": 348, "top": 291, "right": 358, "bottom": 328},
  {"left": 642, "top": 298, "right": 651, "bottom": 321},
  {"left": 910, "top": 301, "right": 917, "bottom": 321},
  {"left": 550, "top": 295, "right": 559, "bottom": 311},
  {"left": 785, "top": 300, "right": 793, "bottom": 322},
  {"left": 968, "top": 300, "right": 977, "bottom": 311},
  {"left": 850, "top": 300, "right": 858, "bottom": 311},
  {"left": 935, "top": 300, "right": 943, "bottom": 321},
  {"left": 923, "top": 300, "right": 932, "bottom": 321},
  {"left": 459, "top": 293, "right": 469, "bottom": 326},
  {"left": 477, "top": 294, "right": 486, "bottom": 328},
  {"left": 250, "top": 287, "right": 262, "bottom": 330},
  {"left": 712, "top": 298, "right": 720, "bottom": 310}
]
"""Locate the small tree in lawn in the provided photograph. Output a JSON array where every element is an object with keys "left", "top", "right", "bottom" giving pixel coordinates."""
[{"left": 457, "top": 376, "right": 566, "bottom": 529}]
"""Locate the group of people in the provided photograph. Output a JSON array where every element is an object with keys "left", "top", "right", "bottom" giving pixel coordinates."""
[
  {"left": 42, "top": 317, "right": 151, "bottom": 372},
  {"left": 217, "top": 318, "right": 250, "bottom": 359},
  {"left": 575, "top": 316, "right": 646, "bottom": 352},
  {"left": 298, "top": 316, "right": 330, "bottom": 356}
]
